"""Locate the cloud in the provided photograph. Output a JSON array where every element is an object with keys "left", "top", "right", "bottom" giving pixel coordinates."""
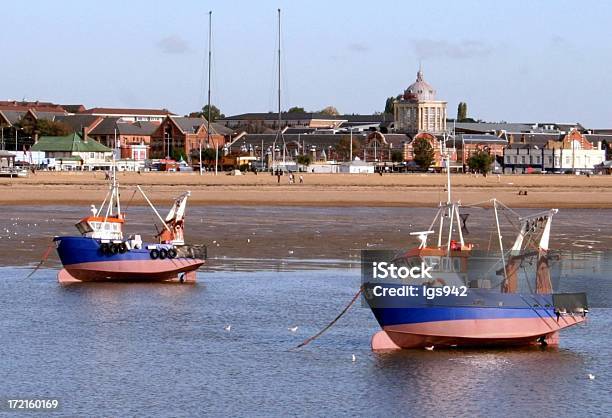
[
  {"left": 411, "top": 39, "right": 493, "bottom": 60},
  {"left": 156, "top": 35, "right": 190, "bottom": 54},
  {"left": 347, "top": 42, "right": 369, "bottom": 53}
]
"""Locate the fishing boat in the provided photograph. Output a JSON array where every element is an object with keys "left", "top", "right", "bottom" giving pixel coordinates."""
[
  {"left": 53, "top": 156, "right": 206, "bottom": 284},
  {"left": 366, "top": 152, "right": 588, "bottom": 350}
]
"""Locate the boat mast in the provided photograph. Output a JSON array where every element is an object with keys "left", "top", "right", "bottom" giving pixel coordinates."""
[
  {"left": 272, "top": 8, "right": 285, "bottom": 170},
  {"left": 113, "top": 127, "right": 120, "bottom": 216},
  {"left": 278, "top": 8, "right": 285, "bottom": 166},
  {"left": 208, "top": 11, "right": 217, "bottom": 176}
]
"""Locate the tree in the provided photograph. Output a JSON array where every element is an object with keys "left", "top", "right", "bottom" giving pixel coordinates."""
[
  {"left": 335, "top": 135, "right": 363, "bottom": 161},
  {"left": 171, "top": 148, "right": 186, "bottom": 162},
  {"left": 384, "top": 94, "right": 402, "bottom": 114},
  {"left": 188, "top": 104, "right": 224, "bottom": 122},
  {"left": 17, "top": 117, "right": 71, "bottom": 137},
  {"left": 602, "top": 140, "right": 612, "bottom": 160},
  {"left": 287, "top": 106, "right": 306, "bottom": 113},
  {"left": 467, "top": 149, "right": 494, "bottom": 173},
  {"left": 296, "top": 154, "right": 312, "bottom": 166},
  {"left": 391, "top": 149, "right": 404, "bottom": 163},
  {"left": 201, "top": 148, "right": 217, "bottom": 161},
  {"left": 319, "top": 106, "right": 339, "bottom": 116},
  {"left": 457, "top": 102, "right": 467, "bottom": 121},
  {"left": 412, "top": 138, "right": 435, "bottom": 170}
]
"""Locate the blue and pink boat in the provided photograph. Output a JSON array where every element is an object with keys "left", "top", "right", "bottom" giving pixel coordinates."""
[
  {"left": 366, "top": 154, "right": 588, "bottom": 350},
  {"left": 54, "top": 169, "right": 205, "bottom": 283}
]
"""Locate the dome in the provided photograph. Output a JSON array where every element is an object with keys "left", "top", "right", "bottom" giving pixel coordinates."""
[{"left": 403, "top": 69, "right": 436, "bottom": 101}]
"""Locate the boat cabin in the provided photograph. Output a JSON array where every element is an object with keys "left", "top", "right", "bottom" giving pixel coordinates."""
[{"left": 75, "top": 216, "right": 124, "bottom": 240}]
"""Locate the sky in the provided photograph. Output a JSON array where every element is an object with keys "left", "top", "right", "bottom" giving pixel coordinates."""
[{"left": 1, "top": 0, "right": 611, "bottom": 127}]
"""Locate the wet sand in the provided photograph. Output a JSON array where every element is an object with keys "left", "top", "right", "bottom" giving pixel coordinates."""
[
  {"left": 2, "top": 171, "right": 612, "bottom": 208},
  {"left": 2, "top": 205, "right": 610, "bottom": 269}
]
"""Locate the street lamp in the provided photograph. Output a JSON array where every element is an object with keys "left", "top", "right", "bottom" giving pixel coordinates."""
[{"left": 15, "top": 127, "right": 23, "bottom": 151}]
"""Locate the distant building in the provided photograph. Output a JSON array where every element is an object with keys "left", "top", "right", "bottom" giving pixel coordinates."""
[
  {"left": 31, "top": 132, "right": 112, "bottom": 170},
  {"left": 88, "top": 118, "right": 158, "bottom": 161},
  {"left": 0, "top": 108, "right": 67, "bottom": 150},
  {"left": 394, "top": 68, "right": 447, "bottom": 135},
  {"left": 217, "top": 112, "right": 393, "bottom": 133},
  {"left": 503, "top": 144, "right": 553, "bottom": 174},
  {"left": 0, "top": 100, "right": 67, "bottom": 113},
  {"left": 546, "top": 129, "right": 605, "bottom": 173},
  {"left": 503, "top": 129, "right": 605, "bottom": 173},
  {"left": 149, "top": 116, "right": 229, "bottom": 161},
  {"left": 78, "top": 107, "right": 174, "bottom": 123}
]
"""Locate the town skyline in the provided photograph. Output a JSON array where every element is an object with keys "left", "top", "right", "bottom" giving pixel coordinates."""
[{"left": 1, "top": 0, "right": 611, "bottom": 127}]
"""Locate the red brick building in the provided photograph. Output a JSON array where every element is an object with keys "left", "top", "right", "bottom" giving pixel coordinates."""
[{"left": 149, "top": 116, "right": 229, "bottom": 160}]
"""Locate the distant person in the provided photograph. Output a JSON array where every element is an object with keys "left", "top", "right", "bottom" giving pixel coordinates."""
[
  {"left": 299, "top": 175, "right": 304, "bottom": 184},
  {"left": 277, "top": 172, "right": 281, "bottom": 184}
]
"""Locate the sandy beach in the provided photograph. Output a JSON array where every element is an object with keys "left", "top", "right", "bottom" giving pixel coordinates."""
[{"left": 1, "top": 171, "right": 612, "bottom": 208}]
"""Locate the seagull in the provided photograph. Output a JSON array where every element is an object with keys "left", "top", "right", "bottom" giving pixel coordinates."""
[
  {"left": 351, "top": 354, "right": 356, "bottom": 362},
  {"left": 247, "top": 238, "right": 250, "bottom": 243},
  {"left": 588, "top": 374, "right": 595, "bottom": 380},
  {"left": 224, "top": 324, "right": 231, "bottom": 332},
  {"left": 288, "top": 326, "right": 298, "bottom": 332},
  {"left": 288, "top": 250, "right": 294, "bottom": 255},
  {"left": 424, "top": 345, "right": 434, "bottom": 351}
]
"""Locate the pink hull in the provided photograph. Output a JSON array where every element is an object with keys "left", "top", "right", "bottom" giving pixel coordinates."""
[
  {"left": 373, "top": 316, "right": 585, "bottom": 350},
  {"left": 58, "top": 258, "right": 205, "bottom": 283}
]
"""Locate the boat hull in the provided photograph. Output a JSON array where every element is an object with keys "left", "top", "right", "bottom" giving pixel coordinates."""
[
  {"left": 54, "top": 236, "right": 205, "bottom": 283},
  {"left": 367, "top": 285, "right": 586, "bottom": 350},
  {"left": 373, "top": 317, "right": 581, "bottom": 350}
]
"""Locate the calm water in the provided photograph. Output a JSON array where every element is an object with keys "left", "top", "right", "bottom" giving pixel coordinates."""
[
  {"left": 1, "top": 205, "right": 611, "bottom": 416},
  {"left": 1, "top": 266, "right": 610, "bottom": 417}
]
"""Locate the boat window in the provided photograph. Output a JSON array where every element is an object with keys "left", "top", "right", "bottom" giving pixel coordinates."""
[
  {"left": 104, "top": 223, "right": 111, "bottom": 231},
  {"left": 425, "top": 257, "right": 440, "bottom": 271},
  {"left": 453, "top": 258, "right": 461, "bottom": 272},
  {"left": 75, "top": 221, "right": 93, "bottom": 234}
]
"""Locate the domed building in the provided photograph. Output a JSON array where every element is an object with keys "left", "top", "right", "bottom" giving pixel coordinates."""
[{"left": 394, "top": 68, "right": 447, "bottom": 135}]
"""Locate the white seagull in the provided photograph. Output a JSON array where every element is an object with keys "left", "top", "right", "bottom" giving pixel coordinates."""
[
  {"left": 288, "top": 326, "right": 298, "bottom": 332},
  {"left": 588, "top": 374, "right": 595, "bottom": 380},
  {"left": 424, "top": 345, "right": 434, "bottom": 351},
  {"left": 351, "top": 354, "right": 356, "bottom": 362},
  {"left": 224, "top": 324, "right": 231, "bottom": 332}
]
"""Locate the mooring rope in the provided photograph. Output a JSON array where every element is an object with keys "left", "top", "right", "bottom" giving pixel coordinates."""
[
  {"left": 295, "top": 286, "right": 363, "bottom": 349},
  {"left": 24, "top": 241, "right": 54, "bottom": 279}
]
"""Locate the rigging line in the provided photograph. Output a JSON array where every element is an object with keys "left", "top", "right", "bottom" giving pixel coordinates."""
[
  {"left": 518, "top": 294, "right": 555, "bottom": 331},
  {"left": 24, "top": 241, "right": 54, "bottom": 279},
  {"left": 461, "top": 198, "right": 496, "bottom": 208},
  {"left": 494, "top": 200, "right": 523, "bottom": 218},
  {"left": 294, "top": 286, "right": 363, "bottom": 349},
  {"left": 521, "top": 262, "right": 535, "bottom": 294},
  {"left": 122, "top": 188, "right": 138, "bottom": 214}
]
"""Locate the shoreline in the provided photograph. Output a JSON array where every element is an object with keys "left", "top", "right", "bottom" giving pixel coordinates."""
[{"left": 2, "top": 172, "right": 612, "bottom": 208}]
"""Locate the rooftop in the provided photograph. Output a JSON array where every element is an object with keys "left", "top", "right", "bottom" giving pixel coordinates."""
[
  {"left": 219, "top": 112, "right": 393, "bottom": 122},
  {"left": 80, "top": 107, "right": 174, "bottom": 116},
  {"left": 32, "top": 133, "right": 112, "bottom": 153}
]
